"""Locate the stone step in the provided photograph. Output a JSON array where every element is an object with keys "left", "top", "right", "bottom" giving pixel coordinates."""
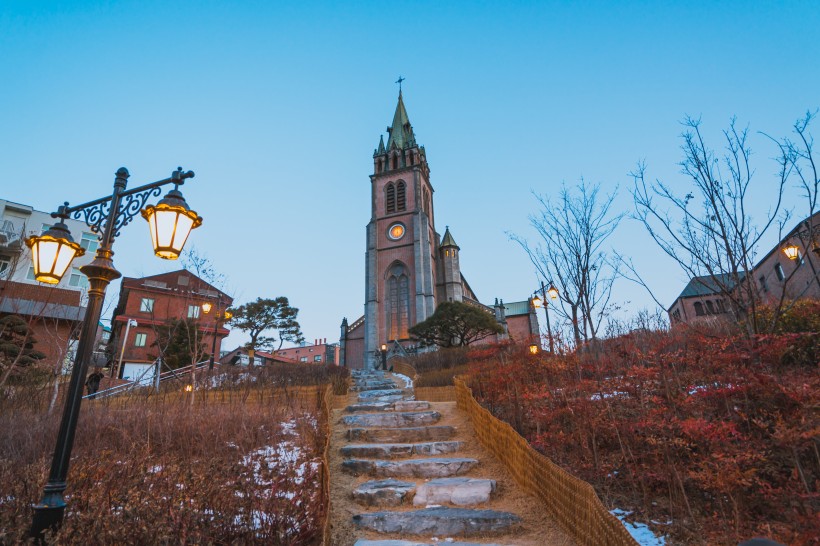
[
  {"left": 347, "top": 425, "right": 456, "bottom": 443},
  {"left": 352, "top": 479, "right": 416, "bottom": 507},
  {"left": 342, "top": 411, "right": 441, "bottom": 429},
  {"left": 354, "top": 541, "right": 508, "bottom": 546},
  {"left": 351, "top": 382, "right": 399, "bottom": 392},
  {"left": 357, "top": 389, "right": 406, "bottom": 400},
  {"left": 346, "top": 401, "right": 430, "bottom": 413},
  {"left": 342, "top": 457, "right": 478, "bottom": 478},
  {"left": 341, "top": 441, "right": 462, "bottom": 459},
  {"left": 413, "top": 477, "right": 496, "bottom": 506},
  {"left": 352, "top": 507, "right": 520, "bottom": 536}
]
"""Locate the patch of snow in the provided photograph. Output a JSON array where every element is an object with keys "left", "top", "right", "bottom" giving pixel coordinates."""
[
  {"left": 590, "top": 391, "right": 629, "bottom": 400},
  {"left": 148, "top": 465, "right": 163, "bottom": 473},
  {"left": 611, "top": 508, "right": 666, "bottom": 546},
  {"left": 393, "top": 373, "right": 414, "bottom": 389}
]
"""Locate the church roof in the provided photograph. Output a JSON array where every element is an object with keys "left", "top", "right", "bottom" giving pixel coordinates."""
[
  {"left": 440, "top": 226, "right": 459, "bottom": 249},
  {"left": 386, "top": 91, "right": 417, "bottom": 150}
]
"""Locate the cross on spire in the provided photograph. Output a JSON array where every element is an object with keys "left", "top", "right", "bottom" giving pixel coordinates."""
[{"left": 395, "top": 76, "right": 405, "bottom": 92}]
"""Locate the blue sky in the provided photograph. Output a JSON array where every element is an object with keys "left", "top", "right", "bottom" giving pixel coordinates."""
[{"left": 2, "top": 1, "right": 818, "bottom": 349}]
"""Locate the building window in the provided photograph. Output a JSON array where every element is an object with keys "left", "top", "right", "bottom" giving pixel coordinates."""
[
  {"left": 80, "top": 232, "right": 99, "bottom": 253},
  {"left": 774, "top": 263, "right": 785, "bottom": 281},
  {"left": 672, "top": 309, "right": 682, "bottom": 322},
  {"left": 140, "top": 298, "right": 154, "bottom": 313},
  {"left": 716, "top": 299, "right": 727, "bottom": 313},
  {"left": 386, "top": 183, "right": 396, "bottom": 213},
  {"left": 134, "top": 333, "right": 147, "bottom": 347},
  {"left": 40, "top": 223, "right": 51, "bottom": 234},
  {"left": 300, "top": 356, "right": 308, "bottom": 362},
  {"left": 27, "top": 266, "right": 36, "bottom": 281},
  {"left": 0, "top": 258, "right": 9, "bottom": 278},
  {"left": 694, "top": 302, "right": 705, "bottom": 316},
  {"left": 313, "top": 355, "right": 322, "bottom": 362},
  {"left": 188, "top": 305, "right": 200, "bottom": 319},
  {"left": 386, "top": 262, "right": 411, "bottom": 340},
  {"left": 396, "top": 181, "right": 406, "bottom": 211},
  {"left": 68, "top": 268, "right": 88, "bottom": 288},
  {"left": 705, "top": 300, "right": 715, "bottom": 315},
  {"left": 759, "top": 275, "right": 768, "bottom": 292}
]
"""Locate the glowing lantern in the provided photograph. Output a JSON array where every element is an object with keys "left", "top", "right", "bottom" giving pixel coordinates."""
[
  {"left": 547, "top": 284, "right": 559, "bottom": 300},
  {"left": 531, "top": 295, "right": 543, "bottom": 308},
  {"left": 528, "top": 343, "right": 540, "bottom": 355},
  {"left": 25, "top": 221, "right": 86, "bottom": 284},
  {"left": 782, "top": 244, "right": 800, "bottom": 261},
  {"left": 201, "top": 302, "right": 213, "bottom": 314},
  {"left": 141, "top": 188, "right": 202, "bottom": 260}
]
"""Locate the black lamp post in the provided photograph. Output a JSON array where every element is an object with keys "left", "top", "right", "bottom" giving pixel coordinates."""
[
  {"left": 28, "top": 167, "right": 201, "bottom": 540},
  {"left": 379, "top": 343, "right": 388, "bottom": 371},
  {"left": 531, "top": 281, "right": 559, "bottom": 354},
  {"left": 201, "top": 300, "right": 232, "bottom": 371}
]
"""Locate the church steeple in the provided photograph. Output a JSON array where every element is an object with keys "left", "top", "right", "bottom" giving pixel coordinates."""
[
  {"left": 440, "top": 226, "right": 459, "bottom": 250},
  {"left": 386, "top": 92, "right": 417, "bottom": 150}
]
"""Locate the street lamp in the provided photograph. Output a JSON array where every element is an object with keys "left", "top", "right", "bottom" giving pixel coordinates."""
[
  {"left": 201, "top": 301, "right": 232, "bottom": 371},
  {"left": 531, "top": 281, "right": 559, "bottom": 354},
  {"left": 379, "top": 343, "right": 388, "bottom": 371},
  {"left": 782, "top": 243, "right": 800, "bottom": 261},
  {"left": 29, "top": 167, "right": 200, "bottom": 540},
  {"left": 528, "top": 343, "right": 539, "bottom": 355}
]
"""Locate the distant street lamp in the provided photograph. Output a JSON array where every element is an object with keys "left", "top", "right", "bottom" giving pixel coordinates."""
[
  {"left": 531, "top": 281, "right": 559, "bottom": 354},
  {"left": 202, "top": 300, "right": 232, "bottom": 371},
  {"left": 28, "top": 167, "right": 201, "bottom": 540},
  {"left": 528, "top": 343, "right": 539, "bottom": 355},
  {"left": 379, "top": 343, "right": 388, "bottom": 371}
]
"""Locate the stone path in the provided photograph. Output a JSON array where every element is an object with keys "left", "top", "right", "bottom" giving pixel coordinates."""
[{"left": 327, "top": 370, "right": 576, "bottom": 546}]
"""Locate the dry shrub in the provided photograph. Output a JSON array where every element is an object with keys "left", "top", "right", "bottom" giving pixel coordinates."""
[
  {"left": 0, "top": 385, "right": 326, "bottom": 545},
  {"left": 465, "top": 331, "right": 819, "bottom": 546}
]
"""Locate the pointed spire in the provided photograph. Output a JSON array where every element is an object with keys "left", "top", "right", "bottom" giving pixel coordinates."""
[
  {"left": 377, "top": 134, "right": 385, "bottom": 154},
  {"left": 441, "top": 226, "right": 459, "bottom": 249},
  {"left": 386, "top": 91, "right": 417, "bottom": 150}
]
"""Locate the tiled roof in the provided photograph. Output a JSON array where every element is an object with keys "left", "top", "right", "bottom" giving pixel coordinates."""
[{"left": 677, "top": 273, "right": 744, "bottom": 299}]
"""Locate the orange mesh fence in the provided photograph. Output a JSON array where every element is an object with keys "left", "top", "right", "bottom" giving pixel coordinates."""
[
  {"left": 454, "top": 377, "right": 637, "bottom": 546},
  {"left": 319, "top": 385, "right": 332, "bottom": 546},
  {"left": 391, "top": 360, "right": 418, "bottom": 382}
]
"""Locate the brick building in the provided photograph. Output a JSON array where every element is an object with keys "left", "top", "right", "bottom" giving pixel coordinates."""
[
  {"left": 0, "top": 198, "right": 99, "bottom": 375},
  {"left": 668, "top": 212, "right": 820, "bottom": 325},
  {"left": 275, "top": 338, "right": 340, "bottom": 364},
  {"left": 339, "top": 92, "right": 537, "bottom": 368},
  {"left": 109, "top": 270, "right": 232, "bottom": 381}
]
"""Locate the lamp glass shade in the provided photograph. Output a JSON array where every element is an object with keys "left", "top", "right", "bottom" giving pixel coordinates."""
[
  {"left": 201, "top": 302, "right": 213, "bottom": 314},
  {"left": 531, "top": 295, "right": 543, "bottom": 308},
  {"left": 224, "top": 311, "right": 233, "bottom": 320},
  {"left": 25, "top": 223, "right": 85, "bottom": 284},
  {"left": 380, "top": 344, "right": 387, "bottom": 351},
  {"left": 547, "top": 284, "right": 559, "bottom": 300},
  {"left": 142, "top": 202, "right": 201, "bottom": 260},
  {"left": 782, "top": 244, "right": 800, "bottom": 261},
  {"left": 528, "top": 343, "right": 539, "bottom": 355}
]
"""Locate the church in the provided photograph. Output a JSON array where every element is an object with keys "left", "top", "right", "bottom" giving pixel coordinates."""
[{"left": 339, "top": 91, "right": 538, "bottom": 369}]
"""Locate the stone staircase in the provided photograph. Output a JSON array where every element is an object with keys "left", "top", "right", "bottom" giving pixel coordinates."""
[{"left": 340, "top": 369, "right": 527, "bottom": 546}]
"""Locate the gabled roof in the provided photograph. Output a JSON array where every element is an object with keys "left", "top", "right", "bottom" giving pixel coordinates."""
[
  {"left": 676, "top": 272, "right": 744, "bottom": 299},
  {"left": 503, "top": 300, "right": 532, "bottom": 317},
  {"left": 385, "top": 92, "right": 417, "bottom": 150}
]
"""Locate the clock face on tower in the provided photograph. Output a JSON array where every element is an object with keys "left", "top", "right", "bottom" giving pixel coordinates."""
[{"left": 387, "top": 223, "right": 405, "bottom": 241}]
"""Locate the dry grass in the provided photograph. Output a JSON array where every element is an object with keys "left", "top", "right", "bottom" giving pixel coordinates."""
[{"left": 0, "top": 377, "right": 330, "bottom": 545}]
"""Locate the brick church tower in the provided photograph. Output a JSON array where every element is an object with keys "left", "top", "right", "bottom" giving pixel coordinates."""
[{"left": 363, "top": 91, "right": 444, "bottom": 368}]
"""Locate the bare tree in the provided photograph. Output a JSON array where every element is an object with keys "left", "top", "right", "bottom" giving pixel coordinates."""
[
  {"left": 632, "top": 116, "right": 791, "bottom": 335},
  {"left": 512, "top": 180, "right": 623, "bottom": 347}
]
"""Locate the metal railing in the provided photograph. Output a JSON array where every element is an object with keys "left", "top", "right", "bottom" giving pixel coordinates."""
[{"left": 84, "top": 359, "right": 212, "bottom": 400}]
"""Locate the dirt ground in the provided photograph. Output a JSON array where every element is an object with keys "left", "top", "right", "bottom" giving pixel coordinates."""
[{"left": 327, "top": 383, "right": 577, "bottom": 546}]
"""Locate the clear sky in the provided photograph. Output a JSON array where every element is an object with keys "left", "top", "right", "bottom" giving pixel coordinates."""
[{"left": 2, "top": 1, "right": 818, "bottom": 349}]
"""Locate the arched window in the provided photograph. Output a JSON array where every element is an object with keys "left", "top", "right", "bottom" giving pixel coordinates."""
[
  {"left": 694, "top": 302, "right": 705, "bottom": 316},
  {"left": 705, "top": 301, "right": 715, "bottom": 315},
  {"left": 386, "top": 262, "right": 411, "bottom": 340},
  {"left": 391, "top": 155, "right": 397, "bottom": 170},
  {"left": 396, "top": 181, "right": 406, "bottom": 211},
  {"left": 386, "top": 183, "right": 396, "bottom": 213}
]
